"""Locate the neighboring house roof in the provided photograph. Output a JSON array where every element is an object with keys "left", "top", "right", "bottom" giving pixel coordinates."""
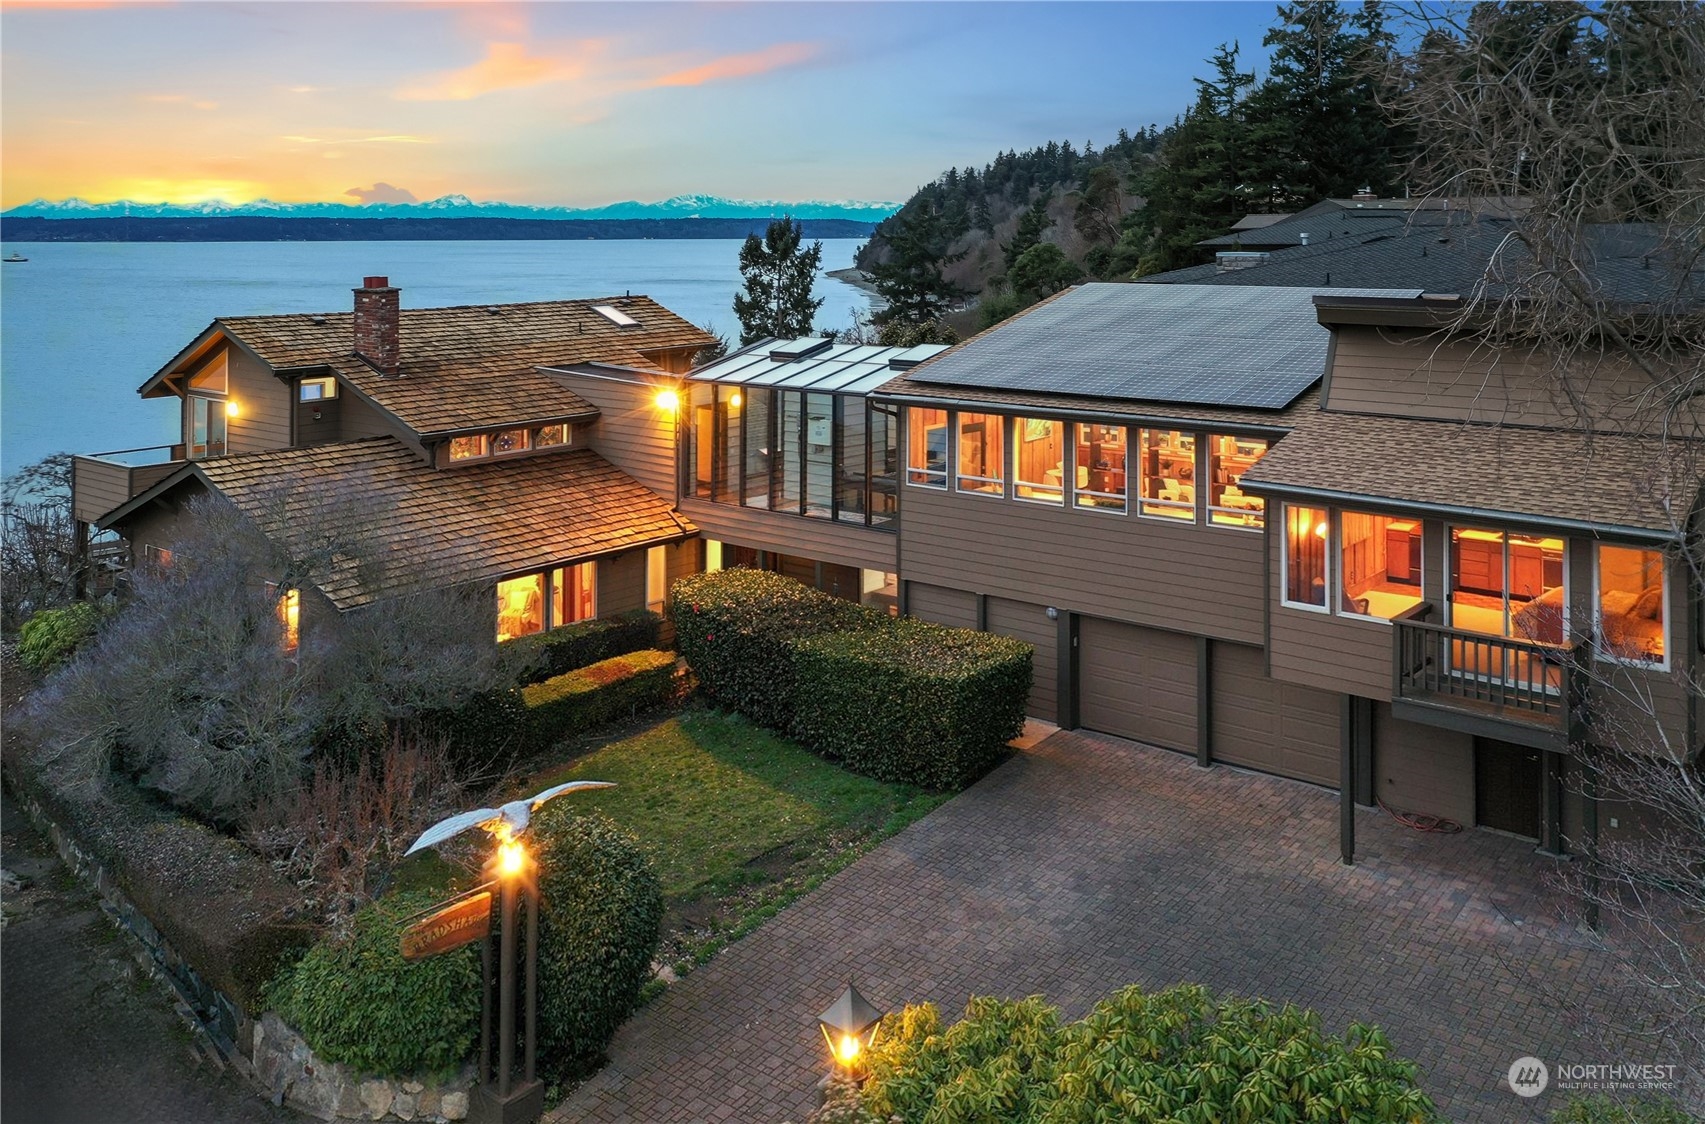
[
  {"left": 690, "top": 338, "right": 949, "bottom": 396},
  {"left": 1240, "top": 410, "right": 1701, "bottom": 538},
  {"left": 1198, "top": 209, "right": 1409, "bottom": 249},
  {"left": 107, "top": 438, "right": 694, "bottom": 609},
  {"left": 885, "top": 283, "right": 1419, "bottom": 411},
  {"left": 140, "top": 296, "right": 714, "bottom": 438},
  {"left": 1229, "top": 213, "right": 1290, "bottom": 232}
]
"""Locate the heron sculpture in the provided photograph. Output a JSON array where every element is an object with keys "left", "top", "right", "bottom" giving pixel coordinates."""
[{"left": 404, "top": 780, "right": 615, "bottom": 856}]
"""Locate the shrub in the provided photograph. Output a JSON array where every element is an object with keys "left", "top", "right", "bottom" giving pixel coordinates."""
[
  {"left": 17, "top": 601, "right": 106, "bottom": 672},
  {"left": 416, "top": 687, "right": 530, "bottom": 773},
  {"left": 505, "top": 610, "right": 664, "bottom": 687},
  {"left": 531, "top": 806, "right": 663, "bottom": 1076},
  {"left": 671, "top": 570, "right": 873, "bottom": 729},
  {"left": 522, "top": 649, "right": 679, "bottom": 748},
  {"left": 1551, "top": 1096, "right": 1697, "bottom": 1123},
  {"left": 266, "top": 889, "right": 480, "bottom": 1077},
  {"left": 791, "top": 620, "right": 1030, "bottom": 789},
  {"left": 861, "top": 984, "right": 1439, "bottom": 1124}
]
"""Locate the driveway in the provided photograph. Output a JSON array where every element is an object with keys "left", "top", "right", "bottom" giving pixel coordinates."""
[{"left": 553, "top": 728, "right": 1678, "bottom": 1123}]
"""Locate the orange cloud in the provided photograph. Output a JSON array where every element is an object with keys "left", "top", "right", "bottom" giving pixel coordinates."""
[
  {"left": 648, "top": 42, "right": 819, "bottom": 89},
  {"left": 397, "top": 41, "right": 591, "bottom": 101}
]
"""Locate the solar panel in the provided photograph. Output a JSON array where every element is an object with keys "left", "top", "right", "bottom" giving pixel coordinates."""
[{"left": 907, "top": 284, "right": 1419, "bottom": 410}]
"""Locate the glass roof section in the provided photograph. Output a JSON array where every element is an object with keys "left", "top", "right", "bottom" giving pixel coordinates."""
[{"left": 690, "top": 340, "right": 950, "bottom": 397}]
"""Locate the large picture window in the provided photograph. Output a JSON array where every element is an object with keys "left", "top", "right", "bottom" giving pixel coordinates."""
[
  {"left": 1073, "top": 424, "right": 1126, "bottom": 511},
  {"left": 496, "top": 573, "right": 546, "bottom": 641},
  {"left": 1448, "top": 528, "right": 1566, "bottom": 645},
  {"left": 1138, "top": 429, "right": 1197, "bottom": 520},
  {"left": 907, "top": 407, "right": 948, "bottom": 488},
  {"left": 1207, "top": 435, "right": 1267, "bottom": 528},
  {"left": 1597, "top": 545, "right": 1666, "bottom": 666},
  {"left": 1013, "top": 417, "right": 1064, "bottom": 503},
  {"left": 1283, "top": 504, "right": 1330, "bottom": 609},
  {"left": 956, "top": 412, "right": 1005, "bottom": 494},
  {"left": 1338, "top": 512, "right": 1423, "bottom": 619},
  {"left": 189, "top": 395, "right": 227, "bottom": 459},
  {"left": 498, "top": 563, "right": 597, "bottom": 642}
]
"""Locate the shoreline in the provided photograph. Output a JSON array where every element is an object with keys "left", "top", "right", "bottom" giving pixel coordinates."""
[{"left": 826, "top": 266, "right": 879, "bottom": 296}]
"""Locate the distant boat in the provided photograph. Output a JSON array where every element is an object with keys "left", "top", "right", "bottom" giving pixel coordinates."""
[{"left": 3, "top": 252, "right": 26, "bottom": 263}]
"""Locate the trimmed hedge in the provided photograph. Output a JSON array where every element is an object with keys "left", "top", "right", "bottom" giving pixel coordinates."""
[
  {"left": 18, "top": 601, "right": 107, "bottom": 672},
  {"left": 792, "top": 620, "right": 1030, "bottom": 789},
  {"left": 671, "top": 571, "right": 1031, "bottom": 790},
  {"left": 267, "top": 890, "right": 480, "bottom": 1077},
  {"left": 505, "top": 610, "right": 664, "bottom": 687},
  {"left": 417, "top": 687, "right": 531, "bottom": 770},
  {"left": 672, "top": 570, "right": 873, "bottom": 730},
  {"left": 530, "top": 807, "right": 663, "bottom": 1076},
  {"left": 862, "top": 985, "right": 1439, "bottom": 1123},
  {"left": 521, "top": 649, "right": 680, "bottom": 747}
]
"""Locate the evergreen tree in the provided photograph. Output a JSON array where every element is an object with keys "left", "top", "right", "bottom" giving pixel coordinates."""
[
  {"left": 1003, "top": 196, "right": 1055, "bottom": 273},
  {"left": 731, "top": 217, "right": 824, "bottom": 345},
  {"left": 1009, "top": 243, "right": 1084, "bottom": 300},
  {"left": 868, "top": 202, "right": 968, "bottom": 329}
]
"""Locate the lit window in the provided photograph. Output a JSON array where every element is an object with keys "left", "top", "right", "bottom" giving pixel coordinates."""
[
  {"left": 279, "top": 588, "right": 300, "bottom": 654},
  {"left": 298, "top": 376, "right": 338, "bottom": 402},
  {"left": 189, "top": 396, "right": 227, "bottom": 459},
  {"left": 1014, "top": 417, "right": 1064, "bottom": 503},
  {"left": 535, "top": 424, "right": 570, "bottom": 447},
  {"left": 906, "top": 408, "right": 948, "bottom": 488},
  {"left": 188, "top": 352, "right": 228, "bottom": 394},
  {"left": 1073, "top": 424, "right": 1126, "bottom": 511},
  {"left": 1448, "top": 528, "right": 1565, "bottom": 644},
  {"left": 1338, "top": 512, "right": 1423, "bottom": 619},
  {"left": 1138, "top": 430, "right": 1196, "bottom": 520},
  {"left": 1597, "top": 545, "right": 1666, "bottom": 665},
  {"left": 145, "top": 544, "right": 174, "bottom": 569},
  {"left": 1283, "top": 504, "right": 1330, "bottom": 610},
  {"left": 1207, "top": 435, "right": 1267, "bottom": 528},
  {"left": 646, "top": 546, "right": 668, "bottom": 614},
  {"left": 449, "top": 435, "right": 488, "bottom": 461},
  {"left": 496, "top": 573, "right": 545, "bottom": 641},
  {"left": 956, "top": 413, "right": 1005, "bottom": 494},
  {"left": 704, "top": 540, "right": 724, "bottom": 572},
  {"left": 549, "top": 563, "right": 596, "bottom": 627},
  {"left": 492, "top": 428, "right": 531, "bottom": 455}
]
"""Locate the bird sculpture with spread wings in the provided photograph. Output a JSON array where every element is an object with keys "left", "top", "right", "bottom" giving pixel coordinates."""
[{"left": 404, "top": 780, "right": 615, "bottom": 856}]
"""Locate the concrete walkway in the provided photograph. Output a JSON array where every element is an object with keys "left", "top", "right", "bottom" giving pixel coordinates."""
[
  {"left": 1, "top": 790, "right": 294, "bottom": 1124},
  {"left": 553, "top": 729, "right": 1676, "bottom": 1123}
]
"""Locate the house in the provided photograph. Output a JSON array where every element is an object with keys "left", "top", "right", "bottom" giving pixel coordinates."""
[{"left": 72, "top": 277, "right": 716, "bottom": 640}]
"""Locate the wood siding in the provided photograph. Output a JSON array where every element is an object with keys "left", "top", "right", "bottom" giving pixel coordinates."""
[
  {"left": 124, "top": 483, "right": 205, "bottom": 557},
  {"left": 1079, "top": 617, "right": 1198, "bottom": 754},
  {"left": 185, "top": 345, "right": 290, "bottom": 454},
  {"left": 1210, "top": 641, "right": 1340, "bottom": 786},
  {"left": 986, "top": 597, "right": 1058, "bottom": 721},
  {"left": 598, "top": 551, "right": 646, "bottom": 616},
  {"left": 907, "top": 582, "right": 977, "bottom": 629},
  {"left": 1323, "top": 326, "right": 1700, "bottom": 435},
  {"left": 900, "top": 485, "right": 1266, "bottom": 644},
  {"left": 558, "top": 374, "right": 678, "bottom": 499},
  {"left": 683, "top": 499, "right": 897, "bottom": 573},
  {"left": 71, "top": 457, "right": 160, "bottom": 524},
  {"left": 1374, "top": 701, "right": 1475, "bottom": 824},
  {"left": 1267, "top": 527, "right": 1396, "bottom": 699}
]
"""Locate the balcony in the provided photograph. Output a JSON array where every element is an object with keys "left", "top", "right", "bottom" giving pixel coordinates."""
[
  {"left": 1391, "top": 601, "right": 1585, "bottom": 751},
  {"left": 72, "top": 445, "right": 186, "bottom": 525}
]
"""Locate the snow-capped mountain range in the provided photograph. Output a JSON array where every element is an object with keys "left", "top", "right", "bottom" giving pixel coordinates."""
[{"left": 2, "top": 193, "right": 902, "bottom": 223}]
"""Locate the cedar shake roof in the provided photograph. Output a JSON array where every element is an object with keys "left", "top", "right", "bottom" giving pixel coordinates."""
[
  {"left": 186, "top": 438, "right": 693, "bottom": 609},
  {"left": 1240, "top": 410, "right": 1702, "bottom": 538},
  {"left": 204, "top": 296, "right": 711, "bottom": 437}
]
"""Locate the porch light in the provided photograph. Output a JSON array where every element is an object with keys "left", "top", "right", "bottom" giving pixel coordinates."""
[
  {"left": 655, "top": 389, "right": 680, "bottom": 412},
  {"left": 817, "top": 982, "right": 883, "bottom": 1079},
  {"left": 497, "top": 837, "right": 528, "bottom": 880},
  {"left": 226, "top": 400, "right": 241, "bottom": 418}
]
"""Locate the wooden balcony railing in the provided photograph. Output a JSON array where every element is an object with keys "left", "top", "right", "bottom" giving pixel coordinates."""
[
  {"left": 1391, "top": 601, "right": 1585, "bottom": 734},
  {"left": 71, "top": 445, "right": 185, "bottom": 524}
]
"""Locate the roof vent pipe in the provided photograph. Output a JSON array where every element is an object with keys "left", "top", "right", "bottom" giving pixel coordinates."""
[
  {"left": 1299, "top": 232, "right": 1310, "bottom": 246},
  {"left": 353, "top": 275, "right": 401, "bottom": 376}
]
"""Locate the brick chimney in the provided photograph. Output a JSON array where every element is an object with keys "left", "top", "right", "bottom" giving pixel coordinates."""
[{"left": 353, "top": 275, "right": 400, "bottom": 376}]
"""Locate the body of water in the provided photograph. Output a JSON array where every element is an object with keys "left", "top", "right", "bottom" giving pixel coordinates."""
[{"left": 0, "top": 238, "right": 872, "bottom": 476}]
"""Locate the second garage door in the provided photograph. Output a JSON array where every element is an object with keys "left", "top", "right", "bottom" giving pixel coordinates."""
[
  {"left": 1210, "top": 642, "right": 1340, "bottom": 786},
  {"left": 1079, "top": 618, "right": 1198, "bottom": 754}
]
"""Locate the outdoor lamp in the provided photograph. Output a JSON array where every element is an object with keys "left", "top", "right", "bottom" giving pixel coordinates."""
[
  {"left": 817, "top": 983, "right": 884, "bottom": 1079},
  {"left": 655, "top": 388, "right": 680, "bottom": 412},
  {"left": 497, "top": 836, "right": 528, "bottom": 879},
  {"left": 225, "top": 400, "right": 240, "bottom": 417}
]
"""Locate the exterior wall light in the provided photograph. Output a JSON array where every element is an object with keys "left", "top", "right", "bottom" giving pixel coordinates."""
[
  {"left": 817, "top": 982, "right": 884, "bottom": 1081},
  {"left": 655, "top": 389, "right": 680, "bottom": 412},
  {"left": 225, "top": 400, "right": 241, "bottom": 418},
  {"left": 1045, "top": 606, "right": 1059, "bottom": 620}
]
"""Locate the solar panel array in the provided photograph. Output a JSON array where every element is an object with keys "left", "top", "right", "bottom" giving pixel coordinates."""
[
  {"left": 690, "top": 341, "right": 950, "bottom": 397},
  {"left": 907, "top": 283, "right": 1420, "bottom": 410}
]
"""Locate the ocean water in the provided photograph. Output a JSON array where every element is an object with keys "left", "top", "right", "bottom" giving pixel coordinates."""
[{"left": 0, "top": 238, "right": 872, "bottom": 476}]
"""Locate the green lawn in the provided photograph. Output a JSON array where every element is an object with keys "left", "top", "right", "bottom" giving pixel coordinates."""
[{"left": 517, "top": 707, "right": 950, "bottom": 963}]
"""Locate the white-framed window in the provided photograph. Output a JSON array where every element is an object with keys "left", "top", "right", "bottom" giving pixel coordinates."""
[
  {"left": 955, "top": 412, "right": 1005, "bottom": 495},
  {"left": 1337, "top": 511, "right": 1425, "bottom": 621},
  {"left": 188, "top": 351, "right": 228, "bottom": 395},
  {"left": 1206, "top": 434, "right": 1267, "bottom": 529},
  {"left": 298, "top": 376, "right": 338, "bottom": 402},
  {"left": 497, "top": 563, "right": 597, "bottom": 641},
  {"left": 906, "top": 408, "right": 949, "bottom": 488},
  {"left": 1281, "top": 503, "right": 1331, "bottom": 612},
  {"left": 1595, "top": 544, "right": 1668, "bottom": 668},
  {"left": 1013, "top": 417, "right": 1064, "bottom": 504},
  {"left": 1072, "top": 423, "right": 1127, "bottom": 512},
  {"left": 189, "top": 395, "right": 227, "bottom": 459},
  {"left": 1137, "top": 429, "right": 1197, "bottom": 521},
  {"left": 1446, "top": 527, "right": 1567, "bottom": 645}
]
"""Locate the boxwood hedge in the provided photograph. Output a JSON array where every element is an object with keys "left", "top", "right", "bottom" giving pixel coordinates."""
[
  {"left": 504, "top": 610, "right": 663, "bottom": 687},
  {"left": 521, "top": 649, "right": 680, "bottom": 747},
  {"left": 671, "top": 571, "right": 1032, "bottom": 790}
]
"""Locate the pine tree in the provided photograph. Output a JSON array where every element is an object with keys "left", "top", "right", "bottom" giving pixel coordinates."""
[
  {"left": 1003, "top": 196, "right": 1054, "bottom": 273},
  {"left": 868, "top": 202, "right": 967, "bottom": 329},
  {"left": 731, "top": 217, "right": 825, "bottom": 346}
]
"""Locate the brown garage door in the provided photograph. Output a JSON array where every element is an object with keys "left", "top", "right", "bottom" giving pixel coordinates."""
[
  {"left": 1210, "top": 642, "right": 1340, "bottom": 786},
  {"left": 1079, "top": 618, "right": 1197, "bottom": 754},
  {"left": 986, "top": 597, "right": 1057, "bottom": 721},
  {"left": 907, "top": 582, "right": 978, "bottom": 629}
]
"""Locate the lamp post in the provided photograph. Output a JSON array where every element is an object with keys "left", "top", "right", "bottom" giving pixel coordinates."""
[
  {"left": 474, "top": 832, "right": 543, "bottom": 1124},
  {"left": 816, "top": 983, "right": 885, "bottom": 1083}
]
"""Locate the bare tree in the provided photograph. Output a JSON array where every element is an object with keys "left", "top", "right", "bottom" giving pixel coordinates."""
[{"left": 1, "top": 454, "right": 81, "bottom": 629}]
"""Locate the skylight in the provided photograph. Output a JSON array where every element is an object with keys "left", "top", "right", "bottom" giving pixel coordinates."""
[{"left": 591, "top": 304, "right": 640, "bottom": 328}]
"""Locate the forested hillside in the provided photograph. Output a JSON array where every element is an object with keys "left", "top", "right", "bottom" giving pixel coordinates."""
[{"left": 856, "top": 2, "right": 1408, "bottom": 330}]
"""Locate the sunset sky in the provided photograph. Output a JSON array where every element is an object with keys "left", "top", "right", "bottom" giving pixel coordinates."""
[{"left": 0, "top": 1, "right": 1282, "bottom": 210}]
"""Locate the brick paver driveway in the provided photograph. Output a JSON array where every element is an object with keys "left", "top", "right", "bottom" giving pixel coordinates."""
[{"left": 555, "top": 729, "right": 1679, "bottom": 1123}]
